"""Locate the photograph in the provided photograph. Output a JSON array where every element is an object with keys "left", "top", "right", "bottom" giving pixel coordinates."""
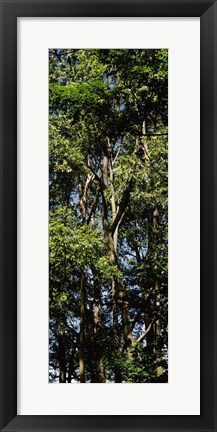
[{"left": 49, "top": 49, "right": 168, "bottom": 384}]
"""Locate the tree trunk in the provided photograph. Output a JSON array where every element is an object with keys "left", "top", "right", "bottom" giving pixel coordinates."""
[
  {"left": 155, "top": 282, "right": 164, "bottom": 377},
  {"left": 57, "top": 328, "right": 66, "bottom": 383},
  {"left": 152, "top": 207, "right": 164, "bottom": 377},
  {"left": 101, "top": 143, "right": 133, "bottom": 378},
  {"left": 109, "top": 164, "right": 121, "bottom": 372},
  {"left": 104, "top": 228, "right": 133, "bottom": 347},
  {"left": 93, "top": 284, "right": 106, "bottom": 383},
  {"left": 79, "top": 272, "right": 86, "bottom": 383}
]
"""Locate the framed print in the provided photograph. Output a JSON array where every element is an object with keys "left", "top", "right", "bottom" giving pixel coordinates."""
[
  {"left": 0, "top": 0, "right": 216, "bottom": 431},
  {"left": 18, "top": 18, "right": 200, "bottom": 416}
]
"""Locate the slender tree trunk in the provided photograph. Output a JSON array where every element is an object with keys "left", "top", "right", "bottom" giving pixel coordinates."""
[
  {"left": 110, "top": 163, "right": 121, "bottom": 378},
  {"left": 111, "top": 278, "right": 122, "bottom": 382},
  {"left": 68, "top": 360, "right": 72, "bottom": 383},
  {"left": 93, "top": 284, "right": 106, "bottom": 383},
  {"left": 110, "top": 164, "right": 118, "bottom": 251},
  {"left": 78, "top": 173, "right": 94, "bottom": 383},
  {"left": 144, "top": 313, "right": 155, "bottom": 353},
  {"left": 104, "top": 228, "right": 133, "bottom": 346},
  {"left": 152, "top": 207, "right": 164, "bottom": 377},
  {"left": 57, "top": 328, "right": 66, "bottom": 383},
  {"left": 79, "top": 272, "right": 86, "bottom": 383},
  {"left": 155, "top": 282, "right": 164, "bottom": 377}
]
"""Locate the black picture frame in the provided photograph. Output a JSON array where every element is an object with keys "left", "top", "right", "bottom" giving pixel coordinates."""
[{"left": 0, "top": 1, "right": 216, "bottom": 431}]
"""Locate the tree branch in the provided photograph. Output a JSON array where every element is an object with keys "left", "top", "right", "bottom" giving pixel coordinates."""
[
  {"left": 135, "top": 319, "right": 154, "bottom": 345},
  {"left": 111, "top": 178, "right": 134, "bottom": 236},
  {"left": 112, "top": 141, "right": 122, "bottom": 167},
  {"left": 87, "top": 187, "right": 100, "bottom": 225}
]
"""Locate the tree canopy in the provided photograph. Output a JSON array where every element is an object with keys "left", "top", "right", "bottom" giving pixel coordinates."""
[{"left": 49, "top": 49, "right": 168, "bottom": 383}]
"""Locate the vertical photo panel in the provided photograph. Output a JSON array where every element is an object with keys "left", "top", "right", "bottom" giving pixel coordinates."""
[{"left": 49, "top": 49, "right": 168, "bottom": 383}]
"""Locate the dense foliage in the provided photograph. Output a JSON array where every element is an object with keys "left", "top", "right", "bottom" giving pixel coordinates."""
[{"left": 49, "top": 49, "right": 168, "bottom": 383}]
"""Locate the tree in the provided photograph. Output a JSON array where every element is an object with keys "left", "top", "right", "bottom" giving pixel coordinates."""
[{"left": 49, "top": 49, "right": 168, "bottom": 383}]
